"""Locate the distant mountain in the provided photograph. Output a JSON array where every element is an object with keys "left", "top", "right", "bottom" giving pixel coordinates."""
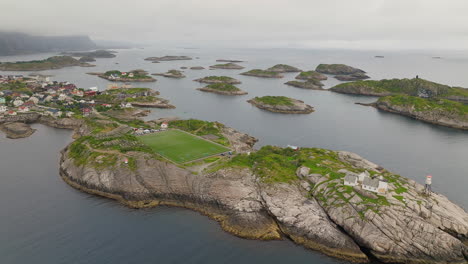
[{"left": 0, "top": 32, "right": 97, "bottom": 56}]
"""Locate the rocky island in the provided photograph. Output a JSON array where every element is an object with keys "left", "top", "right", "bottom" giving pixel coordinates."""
[
  {"left": 209, "top": 63, "right": 245, "bottom": 70},
  {"left": 96, "top": 70, "right": 156, "bottom": 82},
  {"left": 152, "top": 69, "right": 186, "bottom": 79},
  {"left": 0, "top": 122, "right": 36, "bottom": 139},
  {"left": 0, "top": 56, "right": 94, "bottom": 71},
  {"left": 330, "top": 78, "right": 468, "bottom": 103},
  {"left": 53, "top": 112, "right": 468, "bottom": 264},
  {"left": 216, "top": 59, "right": 244, "bottom": 63},
  {"left": 284, "top": 80, "right": 325, "bottom": 90},
  {"left": 194, "top": 76, "right": 241, "bottom": 84},
  {"left": 95, "top": 87, "right": 175, "bottom": 108},
  {"left": 190, "top": 66, "right": 205, "bottom": 70},
  {"left": 266, "top": 64, "right": 302, "bottom": 73},
  {"left": 247, "top": 96, "right": 314, "bottom": 114},
  {"left": 197, "top": 83, "right": 247, "bottom": 95},
  {"left": 316, "top": 64, "right": 369, "bottom": 81},
  {"left": 295, "top": 70, "right": 327, "bottom": 81},
  {"left": 370, "top": 95, "right": 468, "bottom": 130},
  {"left": 240, "top": 69, "right": 284, "bottom": 78},
  {"left": 62, "top": 49, "right": 116, "bottom": 59},
  {"left": 144, "top": 56, "right": 192, "bottom": 62}
]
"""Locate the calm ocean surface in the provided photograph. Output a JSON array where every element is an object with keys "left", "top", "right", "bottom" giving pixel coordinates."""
[{"left": 0, "top": 47, "right": 467, "bottom": 263}]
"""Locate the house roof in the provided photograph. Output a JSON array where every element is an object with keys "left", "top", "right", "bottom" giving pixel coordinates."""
[
  {"left": 344, "top": 174, "right": 358, "bottom": 183},
  {"left": 363, "top": 177, "right": 379, "bottom": 188}
]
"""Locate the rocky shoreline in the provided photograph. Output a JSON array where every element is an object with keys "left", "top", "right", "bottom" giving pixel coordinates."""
[{"left": 130, "top": 100, "right": 176, "bottom": 108}]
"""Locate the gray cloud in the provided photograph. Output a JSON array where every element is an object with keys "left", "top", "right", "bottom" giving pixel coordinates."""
[{"left": 2, "top": 0, "right": 468, "bottom": 49}]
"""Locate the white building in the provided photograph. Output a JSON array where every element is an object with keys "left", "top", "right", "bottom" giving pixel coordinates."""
[
  {"left": 344, "top": 174, "right": 358, "bottom": 187},
  {"left": 18, "top": 106, "right": 29, "bottom": 113},
  {"left": 0, "top": 105, "right": 7, "bottom": 113},
  {"left": 161, "top": 122, "right": 169, "bottom": 129},
  {"left": 13, "top": 99, "right": 24, "bottom": 107}
]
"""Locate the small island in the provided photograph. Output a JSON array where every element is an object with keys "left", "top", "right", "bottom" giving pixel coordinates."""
[
  {"left": 240, "top": 69, "right": 284, "bottom": 78},
  {"left": 190, "top": 66, "right": 205, "bottom": 70},
  {"left": 330, "top": 78, "right": 468, "bottom": 103},
  {"left": 266, "top": 64, "right": 302, "bottom": 73},
  {"left": 79, "top": 56, "right": 96, "bottom": 62},
  {"left": 144, "top": 56, "right": 192, "bottom": 62},
  {"left": 62, "top": 50, "right": 116, "bottom": 58},
  {"left": 284, "top": 80, "right": 325, "bottom": 90},
  {"left": 295, "top": 70, "right": 327, "bottom": 81},
  {"left": 197, "top": 83, "right": 247, "bottom": 95},
  {"left": 152, "top": 69, "right": 186, "bottom": 79},
  {"left": 194, "top": 76, "right": 241, "bottom": 84},
  {"left": 316, "top": 64, "right": 369, "bottom": 81},
  {"left": 209, "top": 63, "right": 244, "bottom": 70},
  {"left": 96, "top": 70, "right": 156, "bottom": 82},
  {"left": 216, "top": 59, "right": 244, "bottom": 63},
  {"left": 0, "top": 56, "right": 94, "bottom": 71},
  {"left": 0, "top": 122, "right": 36, "bottom": 139},
  {"left": 369, "top": 95, "right": 468, "bottom": 130},
  {"left": 95, "top": 87, "right": 175, "bottom": 108},
  {"left": 247, "top": 96, "right": 314, "bottom": 114}
]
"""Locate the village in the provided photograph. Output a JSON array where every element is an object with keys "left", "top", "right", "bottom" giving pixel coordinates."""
[{"left": 0, "top": 74, "right": 147, "bottom": 119}]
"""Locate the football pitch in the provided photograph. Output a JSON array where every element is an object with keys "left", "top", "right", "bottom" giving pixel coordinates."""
[{"left": 138, "top": 129, "right": 230, "bottom": 163}]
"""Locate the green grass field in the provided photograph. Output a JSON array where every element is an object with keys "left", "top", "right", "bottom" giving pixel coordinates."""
[{"left": 138, "top": 130, "right": 230, "bottom": 163}]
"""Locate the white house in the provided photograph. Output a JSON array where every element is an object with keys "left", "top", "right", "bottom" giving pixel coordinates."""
[
  {"left": 344, "top": 174, "right": 358, "bottom": 187},
  {"left": 128, "top": 73, "right": 134, "bottom": 78},
  {"left": 362, "top": 177, "right": 379, "bottom": 192},
  {"left": 161, "top": 122, "right": 169, "bottom": 129},
  {"left": 13, "top": 99, "right": 24, "bottom": 107},
  {"left": 7, "top": 110, "right": 17, "bottom": 116},
  {"left": 0, "top": 105, "right": 7, "bottom": 113},
  {"left": 88, "top": 87, "right": 98, "bottom": 92},
  {"left": 121, "top": 102, "right": 132, "bottom": 108},
  {"left": 28, "top": 97, "right": 39, "bottom": 105}
]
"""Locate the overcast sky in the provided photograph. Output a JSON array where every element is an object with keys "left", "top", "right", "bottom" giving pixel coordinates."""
[{"left": 2, "top": 0, "right": 468, "bottom": 50}]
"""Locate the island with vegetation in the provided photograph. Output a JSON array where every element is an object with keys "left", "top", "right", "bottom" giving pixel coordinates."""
[
  {"left": 316, "top": 64, "right": 369, "bottom": 81},
  {"left": 190, "top": 66, "right": 205, "bottom": 70},
  {"left": 52, "top": 111, "right": 468, "bottom": 264},
  {"left": 96, "top": 70, "right": 156, "bottom": 82},
  {"left": 194, "top": 76, "right": 241, "bottom": 84},
  {"left": 209, "top": 63, "right": 244, "bottom": 70},
  {"left": 371, "top": 95, "right": 468, "bottom": 129},
  {"left": 266, "top": 64, "right": 302, "bottom": 73},
  {"left": 331, "top": 78, "right": 468, "bottom": 102},
  {"left": 152, "top": 69, "right": 186, "bottom": 79},
  {"left": 240, "top": 69, "right": 284, "bottom": 78},
  {"left": 216, "top": 59, "right": 244, "bottom": 63},
  {"left": 295, "top": 70, "right": 327, "bottom": 81},
  {"left": 62, "top": 50, "right": 116, "bottom": 58},
  {"left": 284, "top": 80, "right": 325, "bottom": 90},
  {"left": 95, "top": 87, "right": 175, "bottom": 108},
  {"left": 197, "top": 83, "right": 247, "bottom": 95},
  {"left": 144, "top": 56, "right": 192, "bottom": 62},
  {"left": 247, "top": 96, "right": 314, "bottom": 114},
  {"left": 0, "top": 56, "right": 94, "bottom": 71}
]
